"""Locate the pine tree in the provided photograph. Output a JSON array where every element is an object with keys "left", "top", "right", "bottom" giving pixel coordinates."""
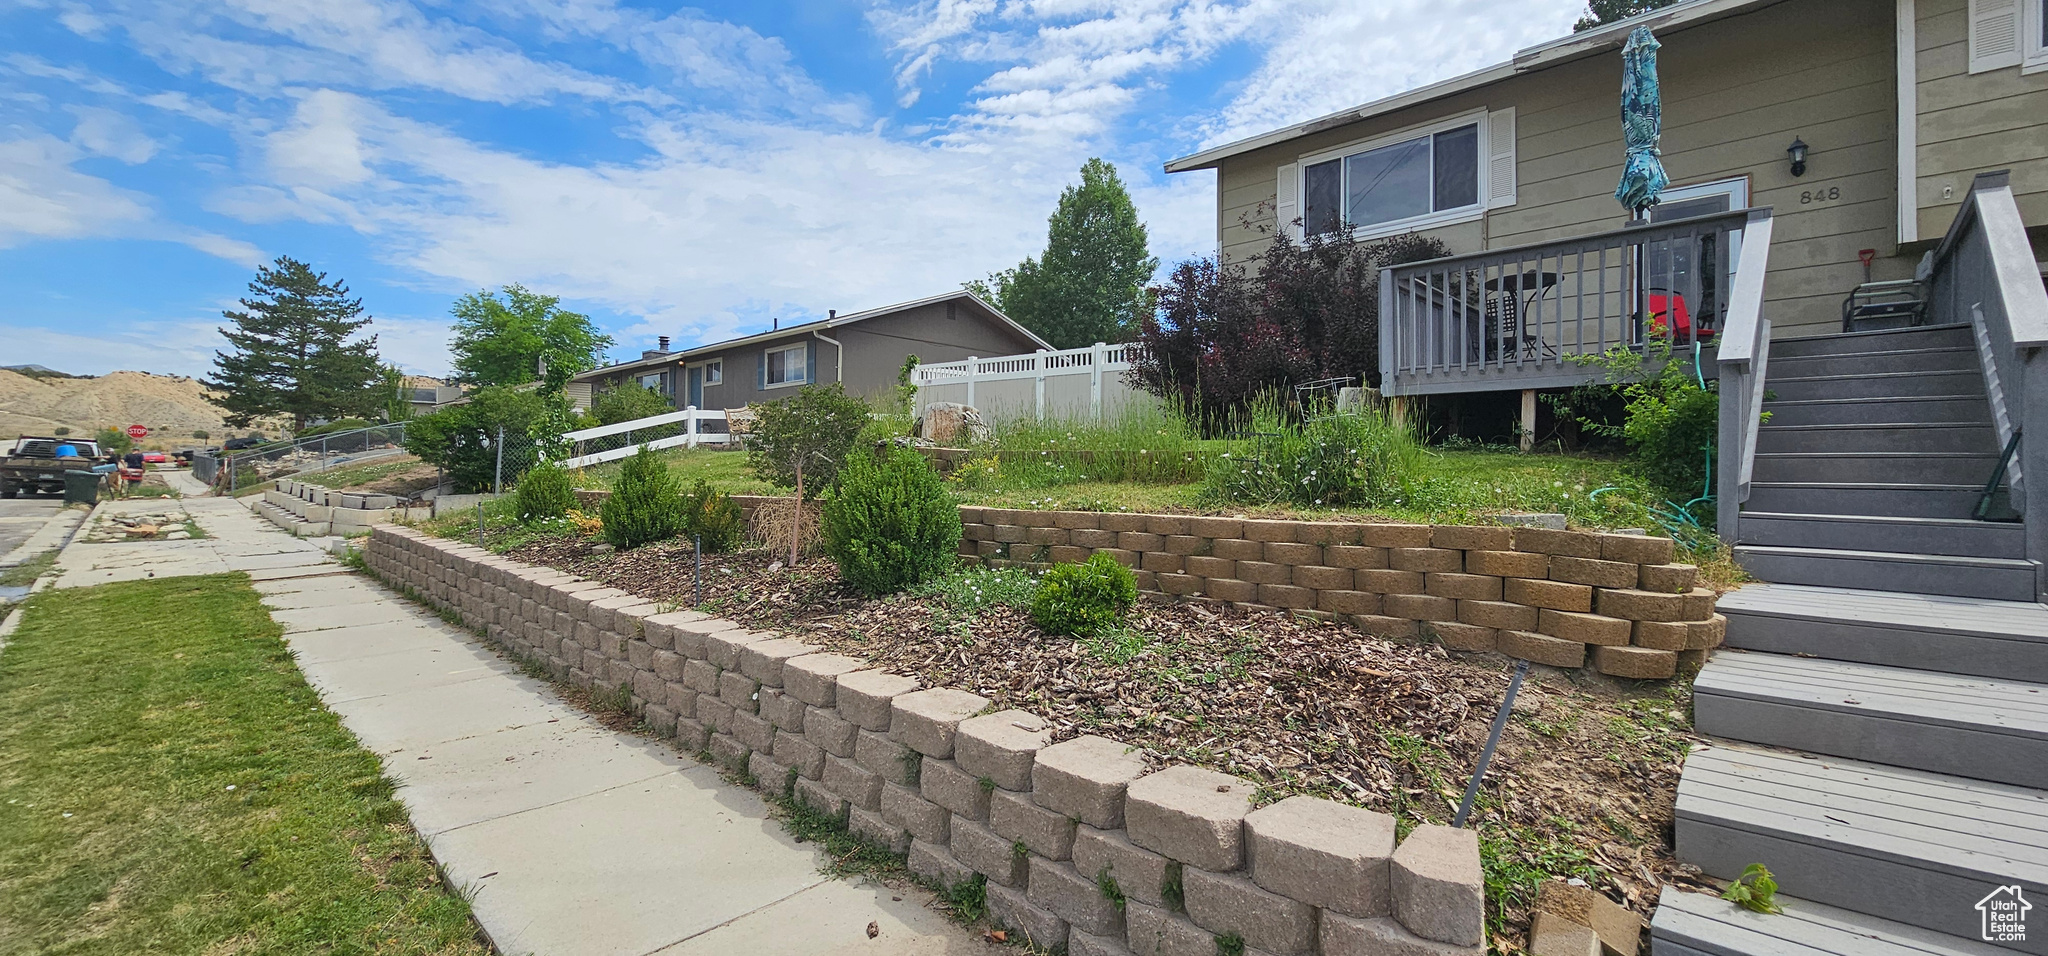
[
  {"left": 205, "top": 256, "right": 383, "bottom": 431},
  {"left": 969, "top": 159, "right": 1158, "bottom": 349},
  {"left": 1574, "top": 0, "right": 1678, "bottom": 31}
]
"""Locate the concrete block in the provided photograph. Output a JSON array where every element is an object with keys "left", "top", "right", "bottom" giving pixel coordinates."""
[
  {"left": 987, "top": 882, "right": 1071, "bottom": 951},
  {"left": 1599, "top": 532, "right": 1674, "bottom": 566},
  {"left": 989, "top": 787, "right": 1077, "bottom": 861},
  {"left": 804, "top": 704, "right": 859, "bottom": 757},
  {"left": 643, "top": 703, "right": 677, "bottom": 737},
  {"left": 1320, "top": 913, "right": 1483, "bottom": 956},
  {"left": 1529, "top": 911, "right": 1600, "bottom": 956},
  {"left": 739, "top": 637, "right": 814, "bottom": 686},
  {"left": 956, "top": 709, "right": 1054, "bottom": 792},
  {"left": 1631, "top": 620, "right": 1691, "bottom": 651},
  {"left": 696, "top": 696, "right": 735, "bottom": 733},
  {"left": 718, "top": 670, "right": 759, "bottom": 713},
  {"left": 1635, "top": 563, "right": 1697, "bottom": 594},
  {"left": 708, "top": 732, "right": 750, "bottom": 772},
  {"left": 1594, "top": 588, "right": 1687, "bottom": 623},
  {"left": 1686, "top": 613, "right": 1727, "bottom": 650},
  {"left": 1427, "top": 621, "right": 1497, "bottom": 652},
  {"left": 1245, "top": 795, "right": 1395, "bottom": 918},
  {"left": 1389, "top": 547, "right": 1462, "bottom": 573},
  {"left": 890, "top": 687, "right": 991, "bottom": 758},
  {"left": 1184, "top": 866, "right": 1316, "bottom": 955},
  {"left": 682, "top": 658, "right": 720, "bottom": 694},
  {"left": 1354, "top": 569, "right": 1426, "bottom": 594},
  {"left": 1259, "top": 584, "right": 1314, "bottom": 609},
  {"left": 1028, "top": 856, "right": 1126, "bottom": 938},
  {"left": 674, "top": 716, "right": 711, "bottom": 752},
  {"left": 1498, "top": 630, "right": 1587, "bottom": 668},
  {"left": 1534, "top": 881, "right": 1641, "bottom": 956},
  {"left": 759, "top": 687, "right": 806, "bottom": 732},
  {"left": 1033, "top": 734, "right": 1149, "bottom": 828},
  {"left": 908, "top": 839, "right": 977, "bottom": 890},
  {"left": 775, "top": 729, "right": 826, "bottom": 780},
  {"left": 1504, "top": 578, "right": 1594, "bottom": 613},
  {"left": 1457, "top": 599, "right": 1538, "bottom": 631},
  {"left": 1384, "top": 593, "right": 1456, "bottom": 622},
  {"left": 780, "top": 652, "right": 864, "bottom": 707},
  {"left": 1125, "top": 901, "right": 1225, "bottom": 956},
  {"left": 703, "top": 628, "right": 764, "bottom": 670},
  {"left": 1358, "top": 523, "right": 1432, "bottom": 548},
  {"left": 748, "top": 750, "right": 790, "bottom": 794},
  {"left": 921, "top": 757, "right": 992, "bottom": 821},
  {"left": 1068, "top": 928, "right": 1137, "bottom": 956},
  {"left": 1074, "top": 824, "right": 1171, "bottom": 907},
  {"left": 1391, "top": 824, "right": 1484, "bottom": 946},
  {"left": 1537, "top": 609, "right": 1633, "bottom": 646},
  {"left": 881, "top": 782, "right": 950, "bottom": 844},
  {"left": 837, "top": 670, "right": 922, "bottom": 731},
  {"left": 949, "top": 815, "right": 1028, "bottom": 886},
  {"left": 856, "top": 728, "right": 919, "bottom": 786},
  {"left": 1463, "top": 549, "right": 1549, "bottom": 578},
  {"left": 1592, "top": 645, "right": 1678, "bottom": 679},
  {"left": 1425, "top": 573, "right": 1502, "bottom": 601},
  {"left": 1126, "top": 765, "right": 1256, "bottom": 872},
  {"left": 652, "top": 648, "right": 685, "bottom": 682},
  {"left": 823, "top": 754, "right": 883, "bottom": 810},
  {"left": 1432, "top": 525, "right": 1512, "bottom": 551},
  {"left": 794, "top": 775, "right": 845, "bottom": 820},
  {"left": 848, "top": 806, "right": 912, "bottom": 854}
]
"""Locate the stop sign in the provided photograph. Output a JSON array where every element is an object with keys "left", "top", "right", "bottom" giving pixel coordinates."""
[{"left": 126, "top": 424, "right": 149, "bottom": 439}]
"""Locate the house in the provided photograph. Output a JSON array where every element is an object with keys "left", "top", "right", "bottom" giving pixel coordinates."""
[
  {"left": 402, "top": 376, "right": 465, "bottom": 416},
  {"left": 570, "top": 290, "right": 1049, "bottom": 414}
]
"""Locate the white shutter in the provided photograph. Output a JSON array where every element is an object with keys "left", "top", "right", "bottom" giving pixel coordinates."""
[
  {"left": 1486, "top": 108, "right": 1517, "bottom": 208},
  {"left": 1970, "top": 0, "right": 2022, "bottom": 72},
  {"left": 1275, "top": 163, "right": 1299, "bottom": 240}
]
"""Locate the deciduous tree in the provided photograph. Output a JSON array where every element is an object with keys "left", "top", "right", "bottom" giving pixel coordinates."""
[
  {"left": 448, "top": 285, "right": 613, "bottom": 390},
  {"left": 969, "top": 159, "right": 1157, "bottom": 349}
]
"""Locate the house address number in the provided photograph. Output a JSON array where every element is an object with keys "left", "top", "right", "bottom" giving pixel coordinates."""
[{"left": 1798, "top": 186, "right": 1842, "bottom": 204}]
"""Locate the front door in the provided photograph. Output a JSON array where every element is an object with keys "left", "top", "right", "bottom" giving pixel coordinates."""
[
  {"left": 687, "top": 366, "right": 703, "bottom": 408},
  {"left": 1645, "top": 177, "right": 1748, "bottom": 336}
]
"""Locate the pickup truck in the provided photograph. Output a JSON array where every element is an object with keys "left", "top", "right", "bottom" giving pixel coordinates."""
[{"left": 1, "top": 436, "right": 104, "bottom": 498}]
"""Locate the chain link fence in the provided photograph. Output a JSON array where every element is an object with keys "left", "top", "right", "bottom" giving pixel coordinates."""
[{"left": 202, "top": 423, "right": 410, "bottom": 493}]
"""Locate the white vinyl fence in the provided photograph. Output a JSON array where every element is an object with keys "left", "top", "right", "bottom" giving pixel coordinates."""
[
  {"left": 557, "top": 407, "right": 731, "bottom": 468},
  {"left": 913, "top": 342, "right": 1145, "bottom": 421}
]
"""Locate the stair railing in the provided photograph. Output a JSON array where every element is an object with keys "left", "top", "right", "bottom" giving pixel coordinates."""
[
  {"left": 1927, "top": 171, "right": 2048, "bottom": 597},
  {"left": 1714, "top": 208, "right": 1778, "bottom": 543}
]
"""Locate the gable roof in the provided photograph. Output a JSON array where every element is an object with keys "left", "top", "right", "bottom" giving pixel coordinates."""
[
  {"left": 1164, "top": 0, "right": 1785, "bottom": 173},
  {"left": 574, "top": 290, "right": 1048, "bottom": 381}
]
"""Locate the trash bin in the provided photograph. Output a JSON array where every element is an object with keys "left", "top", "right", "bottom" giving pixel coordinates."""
[{"left": 63, "top": 469, "right": 100, "bottom": 506}]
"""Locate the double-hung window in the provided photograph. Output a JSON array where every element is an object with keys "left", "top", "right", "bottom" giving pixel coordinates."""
[
  {"left": 1301, "top": 117, "right": 1485, "bottom": 238},
  {"left": 702, "top": 360, "right": 722, "bottom": 385},
  {"left": 765, "top": 344, "right": 807, "bottom": 387}
]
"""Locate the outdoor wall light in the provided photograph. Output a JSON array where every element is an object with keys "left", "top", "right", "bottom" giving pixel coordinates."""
[{"left": 1787, "top": 137, "right": 1809, "bottom": 177}]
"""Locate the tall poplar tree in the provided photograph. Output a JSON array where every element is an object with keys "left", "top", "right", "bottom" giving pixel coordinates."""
[
  {"left": 970, "top": 158, "right": 1158, "bottom": 349},
  {"left": 206, "top": 256, "right": 383, "bottom": 431}
]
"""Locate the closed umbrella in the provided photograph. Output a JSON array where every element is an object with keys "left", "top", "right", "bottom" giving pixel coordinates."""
[{"left": 1614, "top": 26, "right": 1669, "bottom": 217}]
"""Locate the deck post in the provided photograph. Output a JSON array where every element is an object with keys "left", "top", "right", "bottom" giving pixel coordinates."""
[{"left": 1519, "top": 389, "right": 1537, "bottom": 452}]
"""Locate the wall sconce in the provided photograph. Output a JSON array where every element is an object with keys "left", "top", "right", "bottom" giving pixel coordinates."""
[{"left": 1787, "top": 137, "right": 1809, "bottom": 177}]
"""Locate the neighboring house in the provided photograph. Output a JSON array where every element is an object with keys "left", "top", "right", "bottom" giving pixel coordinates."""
[
  {"left": 402, "top": 376, "right": 465, "bottom": 416},
  {"left": 571, "top": 291, "right": 1049, "bottom": 413},
  {"left": 1166, "top": 0, "right": 2047, "bottom": 353}
]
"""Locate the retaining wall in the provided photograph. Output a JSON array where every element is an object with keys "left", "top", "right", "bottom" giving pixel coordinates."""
[{"left": 364, "top": 525, "right": 1491, "bottom": 956}]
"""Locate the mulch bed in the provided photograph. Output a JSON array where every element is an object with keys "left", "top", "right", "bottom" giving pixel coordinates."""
[{"left": 500, "top": 532, "right": 1716, "bottom": 950}]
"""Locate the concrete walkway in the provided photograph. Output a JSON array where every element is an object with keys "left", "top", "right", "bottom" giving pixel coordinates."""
[{"left": 51, "top": 477, "right": 984, "bottom": 956}]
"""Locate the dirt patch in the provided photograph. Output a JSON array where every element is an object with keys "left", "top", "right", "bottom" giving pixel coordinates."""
[{"left": 501, "top": 534, "right": 1713, "bottom": 949}]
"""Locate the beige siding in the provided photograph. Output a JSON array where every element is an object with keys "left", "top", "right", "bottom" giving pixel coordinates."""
[
  {"left": 1914, "top": 0, "right": 2048, "bottom": 239},
  {"left": 1213, "top": 0, "right": 1906, "bottom": 338}
]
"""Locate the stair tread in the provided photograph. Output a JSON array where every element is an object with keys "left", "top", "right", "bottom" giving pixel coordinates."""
[
  {"left": 1652, "top": 885, "right": 2012, "bottom": 956},
  {"left": 1762, "top": 395, "right": 1989, "bottom": 406},
  {"left": 1749, "top": 481, "right": 1988, "bottom": 490},
  {"left": 1677, "top": 742, "right": 2048, "bottom": 881},
  {"left": 1733, "top": 545, "right": 2030, "bottom": 568},
  {"left": 1777, "top": 323, "right": 1970, "bottom": 344},
  {"left": 1760, "top": 422, "right": 1992, "bottom": 430},
  {"left": 1738, "top": 511, "right": 2020, "bottom": 530},
  {"left": 1768, "top": 369, "right": 1982, "bottom": 383},
  {"left": 1696, "top": 652, "right": 2048, "bottom": 734},
  {"left": 1717, "top": 583, "right": 2048, "bottom": 639},
  {"left": 1772, "top": 345, "right": 1975, "bottom": 359}
]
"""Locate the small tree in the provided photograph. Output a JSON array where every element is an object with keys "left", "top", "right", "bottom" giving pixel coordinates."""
[
  {"left": 681, "top": 480, "right": 746, "bottom": 552},
  {"left": 96, "top": 427, "right": 133, "bottom": 456},
  {"left": 1575, "top": 0, "right": 1678, "bottom": 30},
  {"left": 600, "top": 446, "right": 684, "bottom": 550},
  {"left": 821, "top": 445, "right": 962, "bottom": 595},
  {"left": 515, "top": 460, "right": 578, "bottom": 524},
  {"left": 747, "top": 384, "right": 872, "bottom": 562}
]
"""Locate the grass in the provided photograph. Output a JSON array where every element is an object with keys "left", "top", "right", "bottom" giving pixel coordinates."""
[
  {"left": 0, "top": 550, "right": 58, "bottom": 588},
  {"left": 0, "top": 575, "right": 489, "bottom": 955},
  {"left": 305, "top": 456, "right": 429, "bottom": 491}
]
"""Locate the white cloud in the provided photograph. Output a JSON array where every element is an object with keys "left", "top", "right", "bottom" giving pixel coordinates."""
[
  {"left": 5, "top": 320, "right": 223, "bottom": 378},
  {"left": 0, "top": 135, "right": 153, "bottom": 244},
  {"left": 68, "top": 104, "right": 159, "bottom": 162}
]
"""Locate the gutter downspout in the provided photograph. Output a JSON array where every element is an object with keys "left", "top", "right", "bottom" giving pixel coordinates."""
[{"left": 812, "top": 330, "right": 844, "bottom": 385}]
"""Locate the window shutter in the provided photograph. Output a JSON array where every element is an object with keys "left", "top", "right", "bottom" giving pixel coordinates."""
[
  {"left": 805, "top": 342, "right": 817, "bottom": 384},
  {"left": 1275, "top": 163, "right": 1299, "bottom": 240},
  {"left": 757, "top": 351, "right": 767, "bottom": 390},
  {"left": 1971, "top": 0, "right": 2022, "bottom": 72},
  {"left": 1487, "top": 108, "right": 1517, "bottom": 208}
]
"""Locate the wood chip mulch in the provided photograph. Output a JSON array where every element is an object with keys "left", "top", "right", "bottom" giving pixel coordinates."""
[{"left": 502, "top": 532, "right": 1718, "bottom": 950}]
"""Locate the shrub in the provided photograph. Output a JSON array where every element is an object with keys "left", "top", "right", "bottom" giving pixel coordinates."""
[
  {"left": 191, "top": 430, "right": 208, "bottom": 440},
  {"left": 681, "top": 479, "right": 746, "bottom": 553},
  {"left": 515, "top": 460, "right": 578, "bottom": 524},
  {"left": 592, "top": 384, "right": 673, "bottom": 424},
  {"left": 747, "top": 384, "right": 872, "bottom": 498},
  {"left": 1202, "top": 396, "right": 1420, "bottom": 508},
  {"left": 600, "top": 446, "right": 684, "bottom": 549},
  {"left": 1547, "top": 338, "right": 1721, "bottom": 504},
  {"left": 1030, "top": 552, "right": 1138, "bottom": 636},
  {"left": 403, "top": 385, "right": 549, "bottom": 492},
  {"left": 821, "top": 445, "right": 962, "bottom": 595},
  {"left": 53, "top": 427, "right": 70, "bottom": 436}
]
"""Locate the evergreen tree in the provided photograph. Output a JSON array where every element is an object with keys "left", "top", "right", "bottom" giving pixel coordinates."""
[
  {"left": 205, "top": 256, "right": 383, "bottom": 431},
  {"left": 969, "top": 159, "right": 1158, "bottom": 349},
  {"left": 1574, "top": 0, "right": 1678, "bottom": 30},
  {"left": 448, "top": 284, "right": 614, "bottom": 390}
]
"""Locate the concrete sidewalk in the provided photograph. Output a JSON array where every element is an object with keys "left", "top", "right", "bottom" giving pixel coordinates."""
[{"left": 62, "top": 479, "right": 984, "bottom": 956}]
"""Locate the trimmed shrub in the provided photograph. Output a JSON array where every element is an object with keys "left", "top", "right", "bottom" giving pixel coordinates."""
[
  {"left": 515, "top": 460, "right": 577, "bottom": 524},
  {"left": 600, "top": 446, "right": 684, "bottom": 550},
  {"left": 821, "top": 445, "right": 962, "bottom": 595},
  {"left": 1030, "top": 552, "right": 1138, "bottom": 636},
  {"left": 681, "top": 479, "right": 746, "bottom": 553},
  {"left": 747, "top": 384, "right": 873, "bottom": 498}
]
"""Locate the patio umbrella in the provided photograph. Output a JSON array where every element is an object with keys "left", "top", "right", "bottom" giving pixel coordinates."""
[{"left": 1614, "top": 26, "right": 1669, "bottom": 217}]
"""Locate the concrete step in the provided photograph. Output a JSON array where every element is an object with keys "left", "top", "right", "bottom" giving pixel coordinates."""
[
  {"left": 1733, "top": 512, "right": 2025, "bottom": 558},
  {"left": 1694, "top": 651, "right": 2048, "bottom": 788},
  {"left": 1650, "top": 884, "right": 2011, "bottom": 956},
  {"left": 1719, "top": 583, "right": 2048, "bottom": 682},
  {"left": 1675, "top": 742, "right": 2048, "bottom": 953},
  {"left": 1754, "top": 423, "right": 1998, "bottom": 455},
  {"left": 1758, "top": 395, "right": 1992, "bottom": 427},
  {"left": 1766, "top": 346, "right": 1978, "bottom": 377},
  {"left": 1769, "top": 324, "right": 1974, "bottom": 358},
  {"left": 1742, "top": 483, "right": 1990, "bottom": 519},
  {"left": 1764, "top": 370, "right": 1986, "bottom": 401},
  {"left": 1733, "top": 545, "right": 2037, "bottom": 601},
  {"left": 1750, "top": 452, "right": 2003, "bottom": 486}
]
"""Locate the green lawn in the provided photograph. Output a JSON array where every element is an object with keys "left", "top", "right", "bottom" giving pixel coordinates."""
[{"left": 0, "top": 576, "right": 488, "bottom": 955}]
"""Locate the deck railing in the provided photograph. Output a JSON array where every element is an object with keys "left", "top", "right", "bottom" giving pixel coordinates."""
[
  {"left": 1378, "top": 209, "right": 1758, "bottom": 396},
  {"left": 1712, "top": 209, "right": 1778, "bottom": 540}
]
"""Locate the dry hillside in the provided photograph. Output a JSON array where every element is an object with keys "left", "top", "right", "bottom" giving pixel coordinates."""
[{"left": 0, "top": 370, "right": 280, "bottom": 449}]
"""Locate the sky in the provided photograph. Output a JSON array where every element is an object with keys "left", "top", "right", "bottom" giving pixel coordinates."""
[{"left": 0, "top": 0, "right": 1587, "bottom": 379}]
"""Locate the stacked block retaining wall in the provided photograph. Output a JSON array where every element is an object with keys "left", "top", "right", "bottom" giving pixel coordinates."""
[{"left": 364, "top": 525, "right": 1491, "bottom": 956}]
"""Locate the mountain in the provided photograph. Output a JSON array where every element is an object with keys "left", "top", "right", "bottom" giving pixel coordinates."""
[{"left": 0, "top": 369, "right": 280, "bottom": 448}]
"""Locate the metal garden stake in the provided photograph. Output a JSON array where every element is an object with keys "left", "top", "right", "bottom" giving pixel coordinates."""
[
  {"left": 694, "top": 534, "right": 703, "bottom": 606},
  {"left": 476, "top": 500, "right": 485, "bottom": 549},
  {"left": 494, "top": 425, "right": 505, "bottom": 496},
  {"left": 1454, "top": 658, "right": 1530, "bottom": 829}
]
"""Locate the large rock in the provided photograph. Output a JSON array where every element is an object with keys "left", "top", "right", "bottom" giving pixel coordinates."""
[{"left": 915, "top": 402, "right": 992, "bottom": 445}]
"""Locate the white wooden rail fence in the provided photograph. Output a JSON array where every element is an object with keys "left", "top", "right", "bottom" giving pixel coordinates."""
[
  {"left": 557, "top": 407, "right": 729, "bottom": 469},
  {"left": 913, "top": 342, "right": 1138, "bottom": 420}
]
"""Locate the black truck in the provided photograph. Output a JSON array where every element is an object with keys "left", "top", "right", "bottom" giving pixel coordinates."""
[{"left": 1, "top": 436, "right": 104, "bottom": 498}]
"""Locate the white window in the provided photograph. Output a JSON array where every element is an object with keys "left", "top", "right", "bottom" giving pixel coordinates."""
[
  {"left": 636, "top": 371, "right": 664, "bottom": 392},
  {"left": 2026, "top": 0, "right": 2048, "bottom": 72},
  {"left": 702, "top": 360, "right": 722, "bottom": 385},
  {"left": 1296, "top": 112, "right": 1496, "bottom": 240},
  {"left": 765, "top": 344, "right": 807, "bottom": 386}
]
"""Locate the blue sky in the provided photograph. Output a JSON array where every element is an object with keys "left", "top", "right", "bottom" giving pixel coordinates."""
[{"left": 1, "top": 0, "right": 1584, "bottom": 378}]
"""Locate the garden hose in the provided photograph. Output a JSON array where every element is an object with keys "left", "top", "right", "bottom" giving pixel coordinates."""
[{"left": 1586, "top": 334, "right": 1715, "bottom": 546}]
